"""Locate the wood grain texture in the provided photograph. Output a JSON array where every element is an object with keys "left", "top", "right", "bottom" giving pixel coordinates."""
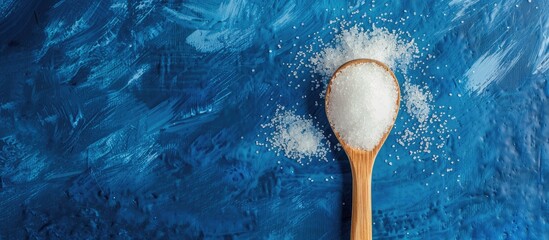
[{"left": 325, "top": 59, "right": 400, "bottom": 240}]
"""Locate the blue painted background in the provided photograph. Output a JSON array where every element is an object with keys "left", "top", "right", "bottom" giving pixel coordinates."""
[{"left": 0, "top": 0, "right": 548, "bottom": 239}]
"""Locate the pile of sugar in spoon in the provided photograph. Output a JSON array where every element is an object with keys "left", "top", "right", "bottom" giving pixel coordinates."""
[{"left": 261, "top": 13, "right": 458, "bottom": 173}]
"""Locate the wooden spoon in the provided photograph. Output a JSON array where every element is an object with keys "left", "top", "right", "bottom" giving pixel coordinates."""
[{"left": 325, "top": 59, "right": 400, "bottom": 240}]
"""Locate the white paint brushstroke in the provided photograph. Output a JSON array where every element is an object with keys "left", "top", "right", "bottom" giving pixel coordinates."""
[
  {"left": 449, "top": 0, "right": 479, "bottom": 21},
  {"left": 185, "top": 28, "right": 254, "bottom": 52},
  {"left": 533, "top": 16, "right": 549, "bottom": 75},
  {"left": 271, "top": 1, "right": 296, "bottom": 31},
  {"left": 465, "top": 45, "right": 521, "bottom": 94},
  {"left": 127, "top": 64, "right": 150, "bottom": 86},
  {"left": 164, "top": 0, "right": 257, "bottom": 53},
  {"left": 217, "top": 0, "right": 248, "bottom": 24},
  {"left": 38, "top": 2, "right": 101, "bottom": 60}
]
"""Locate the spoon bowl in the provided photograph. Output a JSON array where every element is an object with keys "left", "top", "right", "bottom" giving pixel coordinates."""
[{"left": 325, "top": 59, "right": 400, "bottom": 240}]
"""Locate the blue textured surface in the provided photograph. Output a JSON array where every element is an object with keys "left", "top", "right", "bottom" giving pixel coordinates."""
[{"left": 0, "top": 0, "right": 548, "bottom": 239}]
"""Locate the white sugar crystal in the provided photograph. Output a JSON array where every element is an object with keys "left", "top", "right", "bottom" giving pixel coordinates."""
[
  {"left": 326, "top": 62, "right": 399, "bottom": 150},
  {"left": 310, "top": 26, "right": 418, "bottom": 78},
  {"left": 262, "top": 107, "right": 328, "bottom": 162},
  {"left": 403, "top": 82, "right": 432, "bottom": 123}
]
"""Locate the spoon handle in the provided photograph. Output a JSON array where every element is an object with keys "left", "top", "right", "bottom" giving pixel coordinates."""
[{"left": 348, "top": 152, "right": 376, "bottom": 240}]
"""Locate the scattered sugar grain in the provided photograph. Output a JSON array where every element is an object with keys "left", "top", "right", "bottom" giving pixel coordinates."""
[
  {"left": 403, "top": 82, "right": 432, "bottom": 123},
  {"left": 261, "top": 106, "right": 329, "bottom": 163},
  {"left": 309, "top": 26, "right": 418, "bottom": 78}
]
